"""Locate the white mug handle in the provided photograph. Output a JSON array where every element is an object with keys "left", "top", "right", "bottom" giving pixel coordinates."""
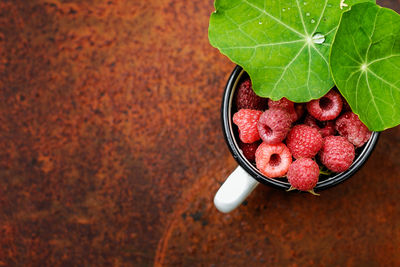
[{"left": 214, "top": 166, "right": 259, "bottom": 213}]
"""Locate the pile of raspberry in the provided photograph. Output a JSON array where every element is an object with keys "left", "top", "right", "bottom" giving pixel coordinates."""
[{"left": 233, "top": 78, "right": 372, "bottom": 194}]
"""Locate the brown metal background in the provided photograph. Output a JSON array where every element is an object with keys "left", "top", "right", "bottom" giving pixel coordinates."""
[{"left": 0, "top": 0, "right": 399, "bottom": 266}]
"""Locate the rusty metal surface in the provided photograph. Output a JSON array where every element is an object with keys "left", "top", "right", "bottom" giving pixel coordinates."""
[{"left": 0, "top": 0, "right": 399, "bottom": 266}]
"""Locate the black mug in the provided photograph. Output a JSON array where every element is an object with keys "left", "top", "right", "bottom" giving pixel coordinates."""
[{"left": 214, "top": 66, "right": 380, "bottom": 213}]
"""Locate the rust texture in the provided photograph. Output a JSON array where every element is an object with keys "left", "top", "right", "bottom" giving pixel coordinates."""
[{"left": 0, "top": 0, "right": 399, "bottom": 266}]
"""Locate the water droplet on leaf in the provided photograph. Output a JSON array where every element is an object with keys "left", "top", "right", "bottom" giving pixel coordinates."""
[
  {"left": 282, "top": 8, "right": 286, "bottom": 12},
  {"left": 312, "top": 33, "right": 325, "bottom": 44},
  {"left": 311, "top": 19, "right": 315, "bottom": 23},
  {"left": 306, "top": 12, "right": 310, "bottom": 16}
]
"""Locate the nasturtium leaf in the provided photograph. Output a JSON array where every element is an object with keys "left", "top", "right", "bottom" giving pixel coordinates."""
[
  {"left": 209, "top": 0, "right": 374, "bottom": 102},
  {"left": 330, "top": 3, "right": 400, "bottom": 131}
]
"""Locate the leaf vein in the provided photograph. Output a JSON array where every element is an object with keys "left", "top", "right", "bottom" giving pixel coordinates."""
[
  {"left": 325, "top": 26, "right": 338, "bottom": 37},
  {"left": 225, "top": 14, "right": 258, "bottom": 44},
  {"left": 354, "top": 71, "right": 363, "bottom": 110},
  {"left": 367, "top": 69, "right": 400, "bottom": 93},
  {"left": 340, "top": 48, "right": 362, "bottom": 65},
  {"left": 270, "top": 43, "right": 307, "bottom": 96},
  {"left": 311, "top": 45, "right": 329, "bottom": 66},
  {"left": 365, "top": 9, "right": 380, "bottom": 62},
  {"left": 313, "top": 0, "right": 328, "bottom": 33},
  {"left": 365, "top": 72, "right": 384, "bottom": 126},
  {"left": 295, "top": 0, "right": 308, "bottom": 35},
  {"left": 368, "top": 54, "right": 400, "bottom": 66},
  {"left": 242, "top": 0, "right": 305, "bottom": 38},
  {"left": 351, "top": 34, "right": 363, "bottom": 62},
  {"left": 220, "top": 39, "right": 304, "bottom": 50}
]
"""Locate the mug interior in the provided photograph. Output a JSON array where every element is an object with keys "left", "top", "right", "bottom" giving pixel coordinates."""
[{"left": 221, "top": 66, "right": 380, "bottom": 191}]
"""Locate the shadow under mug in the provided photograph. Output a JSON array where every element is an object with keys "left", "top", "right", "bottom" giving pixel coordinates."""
[{"left": 214, "top": 65, "right": 380, "bottom": 213}]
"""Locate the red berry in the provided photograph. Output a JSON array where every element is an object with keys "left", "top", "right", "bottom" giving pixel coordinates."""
[
  {"left": 304, "top": 114, "right": 319, "bottom": 129},
  {"left": 319, "top": 121, "right": 336, "bottom": 138},
  {"left": 286, "top": 125, "right": 323, "bottom": 159},
  {"left": 335, "top": 112, "right": 372, "bottom": 147},
  {"left": 233, "top": 109, "right": 262, "bottom": 143},
  {"left": 307, "top": 90, "right": 343, "bottom": 121},
  {"left": 268, "top": 98, "right": 297, "bottom": 122},
  {"left": 268, "top": 97, "right": 293, "bottom": 110},
  {"left": 294, "top": 103, "right": 306, "bottom": 121},
  {"left": 287, "top": 158, "right": 320, "bottom": 191},
  {"left": 342, "top": 96, "right": 352, "bottom": 112},
  {"left": 304, "top": 115, "right": 336, "bottom": 137},
  {"left": 235, "top": 79, "right": 267, "bottom": 110},
  {"left": 255, "top": 142, "right": 292, "bottom": 178},
  {"left": 319, "top": 136, "right": 355, "bottom": 172},
  {"left": 239, "top": 140, "right": 261, "bottom": 162},
  {"left": 257, "top": 108, "right": 292, "bottom": 144}
]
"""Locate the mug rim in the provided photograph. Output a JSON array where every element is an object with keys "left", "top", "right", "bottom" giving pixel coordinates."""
[{"left": 221, "top": 65, "right": 380, "bottom": 191}]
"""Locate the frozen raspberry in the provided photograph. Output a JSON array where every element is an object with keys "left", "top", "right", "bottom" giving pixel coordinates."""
[
  {"left": 257, "top": 108, "right": 292, "bottom": 144},
  {"left": 233, "top": 109, "right": 262, "bottom": 143},
  {"left": 235, "top": 79, "right": 267, "bottom": 110},
  {"left": 335, "top": 112, "right": 372, "bottom": 147},
  {"left": 304, "top": 115, "right": 336, "bottom": 137},
  {"left": 255, "top": 142, "right": 292, "bottom": 178},
  {"left": 239, "top": 140, "right": 261, "bottom": 162},
  {"left": 287, "top": 158, "right": 320, "bottom": 192},
  {"left": 268, "top": 98, "right": 297, "bottom": 122},
  {"left": 286, "top": 125, "right": 323, "bottom": 159},
  {"left": 307, "top": 90, "right": 343, "bottom": 121},
  {"left": 319, "top": 136, "right": 355, "bottom": 173}
]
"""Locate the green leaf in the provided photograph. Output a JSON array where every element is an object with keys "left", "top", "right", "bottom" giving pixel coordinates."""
[
  {"left": 209, "top": 0, "right": 374, "bottom": 102},
  {"left": 330, "top": 3, "right": 400, "bottom": 131}
]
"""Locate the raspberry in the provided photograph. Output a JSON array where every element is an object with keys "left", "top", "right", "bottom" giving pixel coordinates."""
[
  {"left": 233, "top": 109, "right": 262, "bottom": 143},
  {"left": 294, "top": 103, "right": 306, "bottom": 121},
  {"left": 257, "top": 108, "right": 292, "bottom": 144},
  {"left": 304, "top": 115, "right": 336, "bottom": 137},
  {"left": 287, "top": 158, "right": 320, "bottom": 192},
  {"left": 268, "top": 97, "right": 293, "bottom": 110},
  {"left": 342, "top": 96, "right": 352, "bottom": 112},
  {"left": 255, "top": 142, "right": 292, "bottom": 178},
  {"left": 235, "top": 79, "right": 267, "bottom": 110},
  {"left": 286, "top": 125, "right": 323, "bottom": 159},
  {"left": 238, "top": 140, "right": 261, "bottom": 162},
  {"left": 319, "top": 121, "right": 335, "bottom": 138},
  {"left": 268, "top": 98, "right": 298, "bottom": 122},
  {"left": 319, "top": 136, "right": 355, "bottom": 172},
  {"left": 307, "top": 90, "right": 343, "bottom": 121},
  {"left": 335, "top": 112, "right": 372, "bottom": 147},
  {"left": 304, "top": 114, "right": 319, "bottom": 129}
]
